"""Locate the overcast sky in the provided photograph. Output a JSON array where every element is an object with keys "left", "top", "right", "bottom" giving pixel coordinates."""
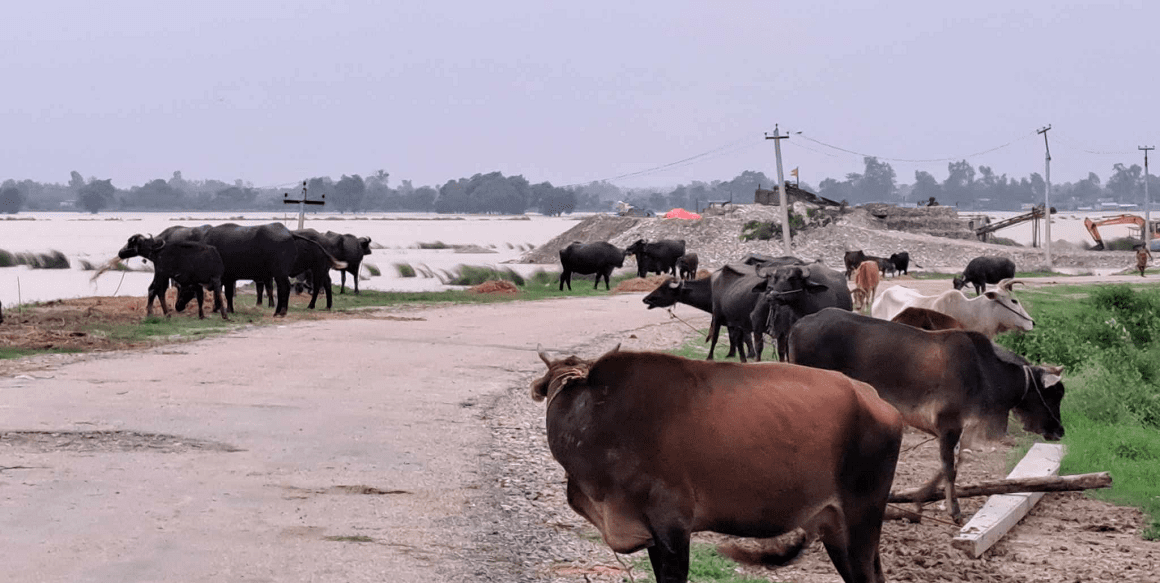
[{"left": 5, "top": 1, "right": 1158, "bottom": 192}]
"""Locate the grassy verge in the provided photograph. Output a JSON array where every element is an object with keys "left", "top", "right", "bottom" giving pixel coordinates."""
[
  {"left": 997, "top": 283, "right": 1160, "bottom": 538},
  {"left": 628, "top": 543, "right": 769, "bottom": 583}
]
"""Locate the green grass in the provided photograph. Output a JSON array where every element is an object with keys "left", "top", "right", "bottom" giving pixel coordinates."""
[
  {"left": 628, "top": 543, "right": 767, "bottom": 583},
  {"left": 0, "top": 347, "right": 83, "bottom": 360},
  {"left": 997, "top": 283, "right": 1160, "bottom": 538}
]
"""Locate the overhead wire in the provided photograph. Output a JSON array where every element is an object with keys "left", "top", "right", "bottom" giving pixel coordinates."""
[
  {"left": 562, "top": 134, "right": 764, "bottom": 187},
  {"left": 792, "top": 129, "right": 1041, "bottom": 164}
]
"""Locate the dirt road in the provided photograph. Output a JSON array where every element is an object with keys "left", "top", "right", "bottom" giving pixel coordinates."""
[{"left": 0, "top": 294, "right": 706, "bottom": 583}]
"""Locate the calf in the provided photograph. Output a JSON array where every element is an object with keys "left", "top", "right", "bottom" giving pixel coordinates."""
[
  {"left": 149, "top": 240, "right": 229, "bottom": 320},
  {"left": 953, "top": 256, "right": 1016, "bottom": 296},
  {"left": 533, "top": 347, "right": 903, "bottom": 583},
  {"left": 851, "top": 260, "right": 880, "bottom": 313},
  {"left": 788, "top": 308, "right": 1065, "bottom": 521},
  {"left": 675, "top": 253, "right": 699, "bottom": 280},
  {"left": 889, "top": 251, "right": 916, "bottom": 276}
]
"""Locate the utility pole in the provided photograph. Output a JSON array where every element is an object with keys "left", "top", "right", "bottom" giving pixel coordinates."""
[
  {"left": 1142, "top": 146, "right": 1155, "bottom": 245},
  {"left": 283, "top": 180, "right": 325, "bottom": 230},
  {"left": 765, "top": 125, "right": 792, "bottom": 252},
  {"left": 1038, "top": 125, "right": 1052, "bottom": 267}
]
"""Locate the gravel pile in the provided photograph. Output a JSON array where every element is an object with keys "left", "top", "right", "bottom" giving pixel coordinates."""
[{"left": 517, "top": 204, "right": 1135, "bottom": 275}]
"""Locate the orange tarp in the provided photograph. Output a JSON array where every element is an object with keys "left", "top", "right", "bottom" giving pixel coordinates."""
[{"left": 664, "top": 208, "right": 701, "bottom": 220}]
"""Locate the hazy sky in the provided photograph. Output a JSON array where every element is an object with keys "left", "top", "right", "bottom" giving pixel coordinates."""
[{"left": 5, "top": 1, "right": 1158, "bottom": 192}]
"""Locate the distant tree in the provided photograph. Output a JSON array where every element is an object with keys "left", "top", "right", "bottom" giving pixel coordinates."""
[
  {"left": 78, "top": 179, "right": 116, "bottom": 213},
  {"left": 0, "top": 185, "right": 26, "bottom": 213},
  {"left": 858, "top": 157, "right": 896, "bottom": 202},
  {"left": 942, "top": 160, "right": 976, "bottom": 206},
  {"left": 911, "top": 171, "right": 941, "bottom": 206},
  {"left": 435, "top": 179, "right": 469, "bottom": 213},
  {"left": 531, "top": 182, "right": 575, "bottom": 216},
  {"left": 332, "top": 174, "right": 367, "bottom": 213},
  {"left": 818, "top": 177, "right": 854, "bottom": 204},
  {"left": 1071, "top": 172, "right": 1103, "bottom": 201},
  {"left": 68, "top": 171, "right": 85, "bottom": 191},
  {"left": 124, "top": 178, "right": 182, "bottom": 209},
  {"left": 1107, "top": 163, "right": 1142, "bottom": 201},
  {"left": 210, "top": 186, "right": 256, "bottom": 210}
]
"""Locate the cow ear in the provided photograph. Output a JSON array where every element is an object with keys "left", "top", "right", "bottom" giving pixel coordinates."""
[
  {"left": 751, "top": 278, "right": 769, "bottom": 293},
  {"left": 984, "top": 291, "right": 999, "bottom": 300},
  {"left": 1042, "top": 373, "right": 1062, "bottom": 388},
  {"left": 601, "top": 343, "right": 621, "bottom": 359},
  {"left": 1043, "top": 364, "right": 1064, "bottom": 376},
  {"left": 805, "top": 282, "right": 829, "bottom": 293}
]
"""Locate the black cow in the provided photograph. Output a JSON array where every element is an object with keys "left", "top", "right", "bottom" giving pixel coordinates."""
[
  {"left": 953, "top": 256, "right": 1016, "bottom": 296},
  {"left": 675, "top": 253, "right": 699, "bottom": 280},
  {"left": 889, "top": 251, "right": 917, "bottom": 276},
  {"left": 558, "top": 241, "right": 625, "bottom": 291},
  {"left": 532, "top": 347, "right": 903, "bottom": 583},
  {"left": 625, "top": 239, "right": 686, "bottom": 278},
  {"left": 128, "top": 238, "right": 228, "bottom": 320},
  {"left": 751, "top": 261, "right": 852, "bottom": 361},
  {"left": 708, "top": 264, "right": 771, "bottom": 362},
  {"left": 843, "top": 250, "right": 867, "bottom": 279},
  {"left": 323, "top": 231, "right": 373, "bottom": 294},
  {"left": 642, "top": 277, "right": 747, "bottom": 359},
  {"left": 788, "top": 308, "right": 1065, "bottom": 521},
  {"left": 119, "top": 226, "right": 207, "bottom": 316},
  {"left": 289, "top": 230, "right": 349, "bottom": 309},
  {"left": 865, "top": 255, "right": 895, "bottom": 277}
]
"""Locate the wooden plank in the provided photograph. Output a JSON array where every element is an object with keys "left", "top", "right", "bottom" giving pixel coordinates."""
[{"left": 951, "top": 443, "right": 1065, "bottom": 558}]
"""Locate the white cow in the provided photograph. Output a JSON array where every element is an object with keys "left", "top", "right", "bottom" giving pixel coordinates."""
[{"left": 871, "top": 279, "right": 1034, "bottom": 338}]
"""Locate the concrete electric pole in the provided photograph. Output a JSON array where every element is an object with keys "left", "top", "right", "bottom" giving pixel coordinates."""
[
  {"left": 1142, "top": 146, "right": 1155, "bottom": 246},
  {"left": 283, "top": 181, "right": 325, "bottom": 230},
  {"left": 1038, "top": 125, "right": 1052, "bottom": 267},
  {"left": 765, "top": 125, "right": 792, "bottom": 252}
]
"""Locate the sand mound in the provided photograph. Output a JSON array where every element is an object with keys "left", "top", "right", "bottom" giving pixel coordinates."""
[
  {"left": 470, "top": 280, "right": 520, "bottom": 294},
  {"left": 612, "top": 275, "right": 670, "bottom": 293}
]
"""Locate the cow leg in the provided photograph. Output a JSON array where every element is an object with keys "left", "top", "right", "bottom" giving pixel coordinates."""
[
  {"left": 645, "top": 527, "right": 691, "bottom": 583},
  {"left": 223, "top": 280, "right": 236, "bottom": 313},
  {"left": 322, "top": 273, "right": 333, "bottom": 310},
  {"left": 776, "top": 332, "right": 789, "bottom": 362},
  {"left": 352, "top": 265, "right": 360, "bottom": 294},
  {"left": 939, "top": 428, "right": 963, "bottom": 522},
  {"left": 211, "top": 280, "right": 228, "bottom": 320},
  {"left": 274, "top": 274, "right": 291, "bottom": 317},
  {"left": 559, "top": 270, "right": 570, "bottom": 291},
  {"left": 705, "top": 317, "right": 722, "bottom": 360},
  {"left": 728, "top": 328, "right": 749, "bottom": 363},
  {"left": 195, "top": 286, "right": 206, "bottom": 319},
  {"left": 340, "top": 270, "right": 348, "bottom": 294}
]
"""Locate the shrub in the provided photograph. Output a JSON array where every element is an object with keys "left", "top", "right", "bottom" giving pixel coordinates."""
[
  {"left": 14, "top": 250, "right": 70, "bottom": 269},
  {"left": 0, "top": 249, "right": 13, "bottom": 267},
  {"left": 418, "top": 241, "right": 449, "bottom": 249},
  {"left": 447, "top": 265, "right": 525, "bottom": 286},
  {"left": 394, "top": 263, "right": 416, "bottom": 278},
  {"left": 740, "top": 212, "right": 806, "bottom": 242},
  {"left": 363, "top": 262, "right": 381, "bottom": 276}
]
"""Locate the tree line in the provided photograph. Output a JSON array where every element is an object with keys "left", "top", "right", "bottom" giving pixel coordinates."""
[{"left": 3, "top": 158, "right": 1159, "bottom": 215}]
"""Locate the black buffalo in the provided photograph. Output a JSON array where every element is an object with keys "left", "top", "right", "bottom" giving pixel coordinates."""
[
  {"left": 625, "top": 239, "right": 686, "bottom": 278},
  {"left": 119, "top": 226, "right": 207, "bottom": 316},
  {"left": 559, "top": 241, "right": 625, "bottom": 291},
  {"left": 788, "top": 308, "right": 1065, "bottom": 521},
  {"left": 323, "top": 231, "right": 372, "bottom": 294},
  {"left": 642, "top": 276, "right": 747, "bottom": 359},
  {"left": 675, "top": 253, "right": 699, "bottom": 280},
  {"left": 843, "top": 250, "right": 868, "bottom": 279},
  {"left": 751, "top": 261, "right": 852, "bottom": 361},
  {"left": 289, "top": 229, "right": 349, "bottom": 309},
  {"left": 889, "top": 251, "right": 917, "bottom": 276},
  {"left": 125, "top": 237, "right": 229, "bottom": 320},
  {"left": 707, "top": 264, "right": 771, "bottom": 362},
  {"left": 953, "top": 256, "right": 1016, "bottom": 296}
]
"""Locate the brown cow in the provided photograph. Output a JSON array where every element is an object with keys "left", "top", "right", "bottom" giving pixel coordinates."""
[
  {"left": 851, "top": 260, "right": 880, "bottom": 313},
  {"left": 532, "top": 347, "right": 903, "bottom": 583},
  {"left": 890, "top": 306, "right": 965, "bottom": 331}
]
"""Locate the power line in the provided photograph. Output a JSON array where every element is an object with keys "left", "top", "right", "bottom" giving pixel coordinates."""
[
  {"left": 562, "top": 135, "right": 763, "bottom": 187},
  {"left": 793, "top": 129, "right": 1040, "bottom": 164}
]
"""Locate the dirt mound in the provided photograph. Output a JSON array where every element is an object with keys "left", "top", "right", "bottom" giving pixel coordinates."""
[
  {"left": 611, "top": 275, "right": 669, "bottom": 293},
  {"left": 469, "top": 280, "right": 520, "bottom": 294}
]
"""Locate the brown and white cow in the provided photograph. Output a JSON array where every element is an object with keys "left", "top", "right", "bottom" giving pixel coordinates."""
[
  {"left": 531, "top": 347, "right": 903, "bottom": 583},
  {"left": 788, "top": 308, "right": 1065, "bottom": 522},
  {"left": 851, "top": 260, "right": 881, "bottom": 313}
]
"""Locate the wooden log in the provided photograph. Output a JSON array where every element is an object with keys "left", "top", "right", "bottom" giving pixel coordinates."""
[
  {"left": 952, "top": 443, "right": 1065, "bottom": 558},
  {"left": 888, "top": 471, "right": 1111, "bottom": 504}
]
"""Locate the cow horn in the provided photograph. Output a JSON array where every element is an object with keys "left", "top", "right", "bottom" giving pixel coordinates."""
[
  {"left": 537, "top": 344, "right": 552, "bottom": 366},
  {"left": 998, "top": 278, "right": 1026, "bottom": 291}
]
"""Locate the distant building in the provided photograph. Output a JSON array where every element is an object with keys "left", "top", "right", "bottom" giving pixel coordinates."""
[{"left": 754, "top": 182, "right": 842, "bottom": 207}]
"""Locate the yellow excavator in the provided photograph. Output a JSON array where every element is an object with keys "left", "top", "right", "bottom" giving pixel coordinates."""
[{"left": 1084, "top": 214, "right": 1160, "bottom": 250}]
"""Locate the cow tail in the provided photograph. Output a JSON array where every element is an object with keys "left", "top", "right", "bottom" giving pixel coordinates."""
[
  {"left": 718, "top": 528, "right": 811, "bottom": 567},
  {"left": 292, "top": 234, "right": 348, "bottom": 270}
]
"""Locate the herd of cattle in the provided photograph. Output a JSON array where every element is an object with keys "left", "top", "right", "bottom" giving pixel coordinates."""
[
  {"left": 117, "top": 223, "right": 372, "bottom": 319},
  {"left": 545, "top": 239, "right": 1064, "bottom": 583}
]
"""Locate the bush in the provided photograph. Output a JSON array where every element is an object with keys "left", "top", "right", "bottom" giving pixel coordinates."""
[
  {"left": 418, "top": 241, "right": 449, "bottom": 249},
  {"left": 740, "top": 212, "right": 806, "bottom": 242},
  {"left": 9, "top": 250, "right": 70, "bottom": 269},
  {"left": 394, "top": 263, "right": 416, "bottom": 278},
  {"left": 447, "top": 265, "right": 525, "bottom": 286}
]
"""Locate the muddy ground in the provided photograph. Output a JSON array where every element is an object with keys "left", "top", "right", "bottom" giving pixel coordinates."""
[{"left": 1, "top": 279, "right": 1158, "bottom": 582}]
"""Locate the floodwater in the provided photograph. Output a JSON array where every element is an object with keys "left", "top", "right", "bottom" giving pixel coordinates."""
[{"left": 0, "top": 211, "right": 589, "bottom": 308}]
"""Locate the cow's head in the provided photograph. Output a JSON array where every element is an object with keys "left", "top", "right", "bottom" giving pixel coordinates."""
[
  {"left": 984, "top": 279, "right": 1034, "bottom": 332},
  {"left": 530, "top": 345, "right": 619, "bottom": 404},
  {"left": 118, "top": 234, "right": 163, "bottom": 260},
  {"left": 751, "top": 264, "right": 829, "bottom": 306},
  {"left": 952, "top": 275, "right": 967, "bottom": 290},
  {"left": 358, "top": 237, "right": 372, "bottom": 255},
  {"left": 642, "top": 278, "right": 682, "bottom": 309},
  {"left": 624, "top": 239, "right": 646, "bottom": 256},
  {"left": 1013, "top": 364, "right": 1066, "bottom": 441},
  {"left": 174, "top": 282, "right": 197, "bottom": 312}
]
